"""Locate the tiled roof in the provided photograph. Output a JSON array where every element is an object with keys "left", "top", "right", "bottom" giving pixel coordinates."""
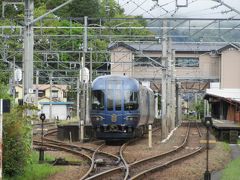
[{"left": 109, "top": 42, "right": 232, "bottom": 52}]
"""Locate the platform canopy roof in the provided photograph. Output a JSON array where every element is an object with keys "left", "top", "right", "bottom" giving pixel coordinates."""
[{"left": 205, "top": 88, "right": 240, "bottom": 104}]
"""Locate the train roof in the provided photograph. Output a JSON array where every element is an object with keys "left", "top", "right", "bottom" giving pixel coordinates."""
[{"left": 92, "top": 75, "right": 140, "bottom": 90}]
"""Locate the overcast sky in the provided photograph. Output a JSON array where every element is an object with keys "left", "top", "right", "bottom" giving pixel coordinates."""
[{"left": 118, "top": 0, "right": 240, "bottom": 18}]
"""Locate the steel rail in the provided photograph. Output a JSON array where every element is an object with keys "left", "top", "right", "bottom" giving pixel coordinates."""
[
  {"left": 129, "top": 122, "right": 191, "bottom": 168},
  {"left": 84, "top": 139, "right": 138, "bottom": 180},
  {"left": 42, "top": 132, "right": 120, "bottom": 161},
  {"left": 130, "top": 121, "right": 203, "bottom": 179},
  {"left": 130, "top": 147, "right": 203, "bottom": 179},
  {"left": 80, "top": 143, "right": 105, "bottom": 180},
  {"left": 120, "top": 141, "right": 131, "bottom": 180}
]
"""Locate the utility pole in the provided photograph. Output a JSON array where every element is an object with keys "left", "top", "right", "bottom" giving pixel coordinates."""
[
  {"left": 161, "top": 19, "right": 168, "bottom": 139},
  {"left": 90, "top": 47, "right": 93, "bottom": 83},
  {"left": 23, "top": 0, "right": 34, "bottom": 100},
  {"left": 35, "top": 70, "right": 39, "bottom": 108},
  {"left": 79, "top": 16, "right": 88, "bottom": 142},
  {"left": 23, "top": 0, "right": 73, "bottom": 104},
  {"left": 77, "top": 77, "right": 80, "bottom": 121},
  {"left": 171, "top": 49, "right": 176, "bottom": 130},
  {"left": 166, "top": 38, "right": 172, "bottom": 131},
  {"left": 49, "top": 73, "right": 53, "bottom": 122}
]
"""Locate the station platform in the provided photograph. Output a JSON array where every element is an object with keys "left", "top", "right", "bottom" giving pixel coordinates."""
[
  {"left": 212, "top": 119, "right": 240, "bottom": 143},
  {"left": 57, "top": 123, "right": 93, "bottom": 142}
]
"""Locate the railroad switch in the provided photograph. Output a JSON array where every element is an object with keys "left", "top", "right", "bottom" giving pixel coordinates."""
[
  {"left": 95, "top": 158, "right": 106, "bottom": 166},
  {"left": 52, "top": 158, "right": 81, "bottom": 166},
  {"left": 53, "top": 158, "right": 68, "bottom": 165}
]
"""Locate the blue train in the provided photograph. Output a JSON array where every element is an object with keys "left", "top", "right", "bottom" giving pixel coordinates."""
[{"left": 90, "top": 75, "right": 155, "bottom": 140}]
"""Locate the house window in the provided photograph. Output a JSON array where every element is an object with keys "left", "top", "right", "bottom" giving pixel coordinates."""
[
  {"left": 52, "top": 90, "right": 58, "bottom": 98},
  {"left": 175, "top": 57, "right": 199, "bottom": 67},
  {"left": 134, "top": 57, "right": 161, "bottom": 67},
  {"left": 63, "top": 91, "right": 67, "bottom": 98},
  {"left": 38, "top": 90, "right": 45, "bottom": 97}
]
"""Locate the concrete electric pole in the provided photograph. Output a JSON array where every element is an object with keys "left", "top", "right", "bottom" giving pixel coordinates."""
[
  {"left": 23, "top": 0, "right": 73, "bottom": 104},
  {"left": 23, "top": 0, "right": 34, "bottom": 99},
  {"left": 161, "top": 19, "right": 168, "bottom": 139}
]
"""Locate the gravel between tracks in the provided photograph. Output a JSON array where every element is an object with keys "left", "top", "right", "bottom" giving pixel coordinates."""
[{"left": 44, "top": 124, "right": 231, "bottom": 180}]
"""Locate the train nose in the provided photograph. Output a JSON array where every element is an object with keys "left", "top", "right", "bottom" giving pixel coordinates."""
[{"left": 110, "top": 124, "right": 118, "bottom": 131}]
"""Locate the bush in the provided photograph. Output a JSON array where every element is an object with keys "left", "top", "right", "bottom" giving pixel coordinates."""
[
  {"left": 3, "top": 105, "right": 33, "bottom": 177},
  {"left": 11, "top": 151, "right": 62, "bottom": 180}
]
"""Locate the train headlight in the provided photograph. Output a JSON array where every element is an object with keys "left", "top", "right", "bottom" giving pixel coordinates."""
[
  {"left": 91, "top": 116, "right": 104, "bottom": 122},
  {"left": 128, "top": 117, "right": 133, "bottom": 121},
  {"left": 96, "top": 117, "right": 101, "bottom": 121},
  {"left": 126, "top": 116, "right": 138, "bottom": 121}
]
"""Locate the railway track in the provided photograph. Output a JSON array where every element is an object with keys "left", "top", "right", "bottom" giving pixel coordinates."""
[
  {"left": 33, "top": 121, "right": 204, "bottom": 179},
  {"left": 34, "top": 128, "right": 122, "bottom": 180},
  {"left": 83, "top": 121, "right": 203, "bottom": 179},
  {"left": 84, "top": 128, "right": 161, "bottom": 180},
  {"left": 129, "top": 121, "right": 203, "bottom": 179}
]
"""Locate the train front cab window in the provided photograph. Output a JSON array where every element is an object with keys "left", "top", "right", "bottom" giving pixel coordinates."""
[
  {"left": 107, "top": 90, "right": 114, "bottom": 111},
  {"left": 107, "top": 80, "right": 122, "bottom": 111},
  {"left": 92, "top": 90, "right": 105, "bottom": 110},
  {"left": 124, "top": 91, "right": 139, "bottom": 110}
]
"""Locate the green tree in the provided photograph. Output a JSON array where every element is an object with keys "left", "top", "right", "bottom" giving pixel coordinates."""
[
  {"left": 0, "top": 61, "right": 10, "bottom": 85},
  {"left": 3, "top": 105, "right": 33, "bottom": 177},
  {"left": 46, "top": 0, "right": 100, "bottom": 18},
  {"left": 194, "top": 99, "right": 204, "bottom": 119},
  {"left": 99, "top": 0, "right": 124, "bottom": 17}
]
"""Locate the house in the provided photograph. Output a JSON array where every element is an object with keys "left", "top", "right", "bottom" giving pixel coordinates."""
[
  {"left": 15, "top": 84, "right": 72, "bottom": 120},
  {"left": 15, "top": 84, "right": 68, "bottom": 104},
  {"left": 40, "top": 102, "right": 74, "bottom": 120},
  {"left": 108, "top": 42, "right": 224, "bottom": 92},
  {"left": 204, "top": 44, "right": 240, "bottom": 122}
]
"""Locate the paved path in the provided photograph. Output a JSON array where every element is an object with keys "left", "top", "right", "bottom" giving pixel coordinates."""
[{"left": 211, "top": 144, "right": 240, "bottom": 180}]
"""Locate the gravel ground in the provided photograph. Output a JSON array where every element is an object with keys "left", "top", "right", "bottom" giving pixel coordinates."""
[{"left": 43, "top": 123, "right": 231, "bottom": 180}]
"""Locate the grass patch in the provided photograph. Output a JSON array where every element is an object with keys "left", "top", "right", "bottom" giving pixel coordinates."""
[
  {"left": 4, "top": 151, "right": 63, "bottom": 180},
  {"left": 221, "top": 156, "right": 240, "bottom": 180},
  {"left": 219, "top": 142, "right": 231, "bottom": 152},
  {"left": 57, "top": 118, "right": 79, "bottom": 125}
]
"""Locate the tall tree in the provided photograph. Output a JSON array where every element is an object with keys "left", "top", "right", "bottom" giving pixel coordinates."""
[{"left": 46, "top": 0, "right": 100, "bottom": 18}]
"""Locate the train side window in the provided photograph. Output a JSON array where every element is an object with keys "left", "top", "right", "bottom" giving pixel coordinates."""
[
  {"left": 124, "top": 91, "right": 139, "bottom": 110},
  {"left": 92, "top": 90, "right": 105, "bottom": 110}
]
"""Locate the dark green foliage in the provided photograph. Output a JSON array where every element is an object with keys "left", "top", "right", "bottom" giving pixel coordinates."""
[
  {"left": 3, "top": 105, "right": 34, "bottom": 177},
  {"left": 194, "top": 99, "right": 204, "bottom": 119},
  {"left": 99, "top": 0, "right": 124, "bottom": 18},
  {"left": 0, "top": 61, "right": 10, "bottom": 85},
  {"left": 46, "top": 0, "right": 100, "bottom": 18}
]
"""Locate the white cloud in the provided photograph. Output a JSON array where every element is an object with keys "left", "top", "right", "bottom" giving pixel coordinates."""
[{"left": 118, "top": 0, "right": 240, "bottom": 18}]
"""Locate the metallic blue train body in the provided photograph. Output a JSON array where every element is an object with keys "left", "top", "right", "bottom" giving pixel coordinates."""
[{"left": 90, "top": 75, "right": 155, "bottom": 140}]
